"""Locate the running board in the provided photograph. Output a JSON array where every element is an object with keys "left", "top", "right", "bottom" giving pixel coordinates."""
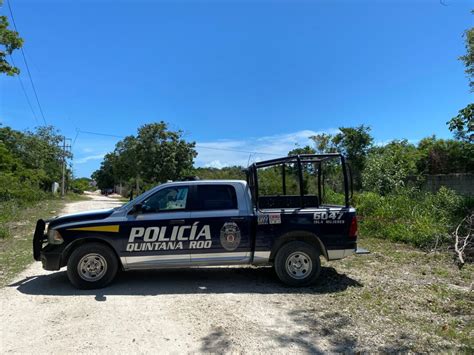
[{"left": 356, "top": 247, "right": 370, "bottom": 255}]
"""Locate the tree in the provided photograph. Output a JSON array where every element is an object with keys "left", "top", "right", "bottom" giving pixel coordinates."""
[
  {"left": 92, "top": 122, "right": 197, "bottom": 192},
  {"left": 310, "top": 125, "right": 373, "bottom": 189},
  {"left": 447, "top": 103, "right": 473, "bottom": 143},
  {"left": 134, "top": 122, "right": 196, "bottom": 186},
  {"left": 448, "top": 15, "right": 474, "bottom": 144},
  {"left": 0, "top": 1, "right": 23, "bottom": 76},
  {"left": 416, "top": 136, "right": 474, "bottom": 175},
  {"left": 192, "top": 166, "right": 245, "bottom": 180},
  {"left": 91, "top": 153, "right": 116, "bottom": 190},
  {"left": 309, "top": 133, "right": 337, "bottom": 154},
  {"left": 362, "top": 140, "right": 418, "bottom": 195},
  {"left": 0, "top": 125, "right": 71, "bottom": 201},
  {"left": 288, "top": 145, "right": 316, "bottom": 156},
  {"left": 113, "top": 135, "right": 140, "bottom": 191},
  {"left": 459, "top": 11, "right": 474, "bottom": 91},
  {"left": 70, "top": 178, "right": 92, "bottom": 193}
]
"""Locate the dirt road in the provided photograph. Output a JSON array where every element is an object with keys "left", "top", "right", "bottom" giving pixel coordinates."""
[{"left": 1, "top": 195, "right": 472, "bottom": 353}]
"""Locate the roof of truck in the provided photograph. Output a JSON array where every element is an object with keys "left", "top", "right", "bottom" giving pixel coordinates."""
[{"left": 162, "top": 179, "right": 247, "bottom": 185}]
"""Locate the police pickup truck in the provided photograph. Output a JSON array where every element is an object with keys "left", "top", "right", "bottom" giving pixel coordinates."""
[{"left": 33, "top": 154, "right": 358, "bottom": 289}]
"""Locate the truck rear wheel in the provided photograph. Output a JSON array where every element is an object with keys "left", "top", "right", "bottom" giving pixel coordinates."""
[
  {"left": 274, "top": 241, "right": 321, "bottom": 286},
  {"left": 67, "top": 243, "right": 118, "bottom": 289}
]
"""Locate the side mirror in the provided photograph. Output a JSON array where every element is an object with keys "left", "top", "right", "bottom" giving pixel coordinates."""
[{"left": 130, "top": 203, "right": 143, "bottom": 215}]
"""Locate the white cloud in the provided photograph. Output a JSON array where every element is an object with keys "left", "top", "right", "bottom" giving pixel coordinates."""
[
  {"left": 195, "top": 129, "right": 338, "bottom": 168},
  {"left": 374, "top": 138, "right": 420, "bottom": 147},
  {"left": 75, "top": 153, "right": 107, "bottom": 164}
]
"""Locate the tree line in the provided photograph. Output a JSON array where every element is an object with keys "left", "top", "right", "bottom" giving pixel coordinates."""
[
  {"left": 0, "top": 125, "right": 72, "bottom": 202},
  {"left": 90, "top": 120, "right": 472, "bottom": 196}
]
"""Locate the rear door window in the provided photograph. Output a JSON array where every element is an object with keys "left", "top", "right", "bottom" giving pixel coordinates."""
[{"left": 195, "top": 185, "right": 238, "bottom": 211}]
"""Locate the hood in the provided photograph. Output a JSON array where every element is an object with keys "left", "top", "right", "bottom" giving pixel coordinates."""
[{"left": 48, "top": 208, "right": 115, "bottom": 229}]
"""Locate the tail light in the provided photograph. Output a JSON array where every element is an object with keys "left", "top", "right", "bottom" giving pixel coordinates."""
[{"left": 349, "top": 216, "right": 358, "bottom": 238}]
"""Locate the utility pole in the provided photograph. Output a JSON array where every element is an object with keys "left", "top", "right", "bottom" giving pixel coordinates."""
[{"left": 61, "top": 136, "right": 72, "bottom": 198}]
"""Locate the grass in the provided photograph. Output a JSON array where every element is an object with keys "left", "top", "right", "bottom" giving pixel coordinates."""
[
  {"left": 324, "top": 187, "right": 474, "bottom": 249},
  {"left": 0, "top": 194, "right": 87, "bottom": 287},
  {"left": 327, "top": 235, "right": 474, "bottom": 351}
]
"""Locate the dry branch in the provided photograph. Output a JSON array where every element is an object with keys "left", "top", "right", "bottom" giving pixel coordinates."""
[{"left": 453, "top": 213, "right": 474, "bottom": 267}]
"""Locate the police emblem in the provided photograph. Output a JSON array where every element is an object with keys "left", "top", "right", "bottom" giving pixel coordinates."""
[{"left": 220, "top": 222, "right": 241, "bottom": 251}]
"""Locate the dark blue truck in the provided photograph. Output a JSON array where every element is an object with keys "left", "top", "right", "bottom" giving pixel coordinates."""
[{"left": 33, "top": 154, "right": 358, "bottom": 289}]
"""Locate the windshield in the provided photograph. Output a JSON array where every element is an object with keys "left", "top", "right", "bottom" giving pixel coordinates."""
[{"left": 119, "top": 189, "right": 154, "bottom": 210}]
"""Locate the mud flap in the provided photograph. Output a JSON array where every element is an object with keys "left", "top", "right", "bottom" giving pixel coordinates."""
[{"left": 33, "top": 219, "right": 46, "bottom": 261}]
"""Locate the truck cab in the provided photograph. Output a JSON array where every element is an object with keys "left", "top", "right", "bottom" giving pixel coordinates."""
[{"left": 33, "top": 154, "right": 357, "bottom": 289}]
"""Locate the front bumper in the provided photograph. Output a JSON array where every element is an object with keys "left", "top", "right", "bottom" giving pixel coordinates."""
[
  {"left": 33, "top": 219, "right": 62, "bottom": 271},
  {"left": 40, "top": 244, "right": 63, "bottom": 271},
  {"left": 33, "top": 219, "right": 46, "bottom": 261}
]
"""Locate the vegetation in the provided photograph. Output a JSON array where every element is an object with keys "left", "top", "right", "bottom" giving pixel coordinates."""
[
  {"left": 70, "top": 177, "right": 93, "bottom": 194},
  {"left": 330, "top": 236, "right": 473, "bottom": 352},
  {"left": 447, "top": 104, "right": 473, "bottom": 143},
  {"left": 0, "top": 196, "right": 81, "bottom": 286},
  {"left": 92, "top": 122, "right": 196, "bottom": 193},
  {"left": 355, "top": 187, "right": 473, "bottom": 248},
  {"left": 362, "top": 140, "right": 418, "bottom": 195},
  {"left": 0, "top": 0, "right": 23, "bottom": 76},
  {"left": 459, "top": 11, "right": 474, "bottom": 91},
  {"left": 192, "top": 166, "right": 246, "bottom": 180},
  {"left": 0, "top": 125, "right": 73, "bottom": 238},
  {"left": 310, "top": 125, "right": 373, "bottom": 189}
]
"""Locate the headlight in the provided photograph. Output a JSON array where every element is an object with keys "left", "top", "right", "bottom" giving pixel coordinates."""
[{"left": 47, "top": 229, "right": 64, "bottom": 245}]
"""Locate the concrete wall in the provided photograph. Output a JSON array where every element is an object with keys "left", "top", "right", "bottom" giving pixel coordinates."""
[{"left": 421, "top": 174, "right": 474, "bottom": 196}]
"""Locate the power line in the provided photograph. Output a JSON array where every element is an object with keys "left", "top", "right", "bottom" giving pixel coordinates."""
[
  {"left": 72, "top": 128, "right": 80, "bottom": 147},
  {"left": 76, "top": 129, "right": 280, "bottom": 156},
  {"left": 9, "top": 54, "right": 38, "bottom": 125},
  {"left": 6, "top": 0, "right": 47, "bottom": 126},
  {"left": 196, "top": 145, "right": 279, "bottom": 156},
  {"left": 78, "top": 130, "right": 126, "bottom": 139}
]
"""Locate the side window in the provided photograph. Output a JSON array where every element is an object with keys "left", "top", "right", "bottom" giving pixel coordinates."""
[
  {"left": 142, "top": 186, "right": 189, "bottom": 213},
  {"left": 196, "top": 185, "right": 238, "bottom": 211}
]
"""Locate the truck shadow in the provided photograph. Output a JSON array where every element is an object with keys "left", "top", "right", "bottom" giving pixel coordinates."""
[{"left": 10, "top": 266, "right": 362, "bottom": 298}]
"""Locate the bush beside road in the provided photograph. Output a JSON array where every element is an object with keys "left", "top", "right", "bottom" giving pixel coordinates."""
[{"left": 0, "top": 194, "right": 87, "bottom": 287}]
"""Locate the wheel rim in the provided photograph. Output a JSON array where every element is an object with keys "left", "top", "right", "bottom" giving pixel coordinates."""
[
  {"left": 285, "top": 251, "right": 312, "bottom": 280},
  {"left": 77, "top": 253, "right": 107, "bottom": 282}
]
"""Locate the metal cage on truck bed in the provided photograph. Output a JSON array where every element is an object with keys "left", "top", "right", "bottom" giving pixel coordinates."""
[{"left": 246, "top": 153, "right": 351, "bottom": 209}]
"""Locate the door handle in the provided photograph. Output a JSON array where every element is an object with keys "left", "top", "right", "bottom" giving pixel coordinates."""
[
  {"left": 169, "top": 219, "right": 185, "bottom": 225},
  {"left": 231, "top": 217, "right": 245, "bottom": 221}
]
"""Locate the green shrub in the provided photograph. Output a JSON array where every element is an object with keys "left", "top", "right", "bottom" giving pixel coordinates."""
[
  {"left": 362, "top": 140, "right": 419, "bottom": 195},
  {"left": 354, "top": 187, "right": 470, "bottom": 248},
  {"left": 70, "top": 178, "right": 93, "bottom": 194},
  {"left": 322, "top": 188, "right": 346, "bottom": 205}
]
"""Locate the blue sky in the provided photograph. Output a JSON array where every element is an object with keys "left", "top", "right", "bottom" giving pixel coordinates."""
[{"left": 1, "top": 0, "right": 472, "bottom": 177}]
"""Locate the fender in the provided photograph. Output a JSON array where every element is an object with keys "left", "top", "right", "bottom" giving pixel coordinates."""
[
  {"left": 60, "top": 233, "right": 122, "bottom": 268},
  {"left": 270, "top": 230, "right": 328, "bottom": 261}
]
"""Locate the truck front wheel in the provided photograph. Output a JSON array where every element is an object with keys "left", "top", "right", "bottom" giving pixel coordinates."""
[
  {"left": 274, "top": 241, "right": 321, "bottom": 286},
  {"left": 67, "top": 243, "right": 118, "bottom": 289}
]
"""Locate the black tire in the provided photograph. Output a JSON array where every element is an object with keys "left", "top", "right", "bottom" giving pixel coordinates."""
[
  {"left": 274, "top": 241, "right": 321, "bottom": 287},
  {"left": 67, "top": 243, "right": 118, "bottom": 289}
]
